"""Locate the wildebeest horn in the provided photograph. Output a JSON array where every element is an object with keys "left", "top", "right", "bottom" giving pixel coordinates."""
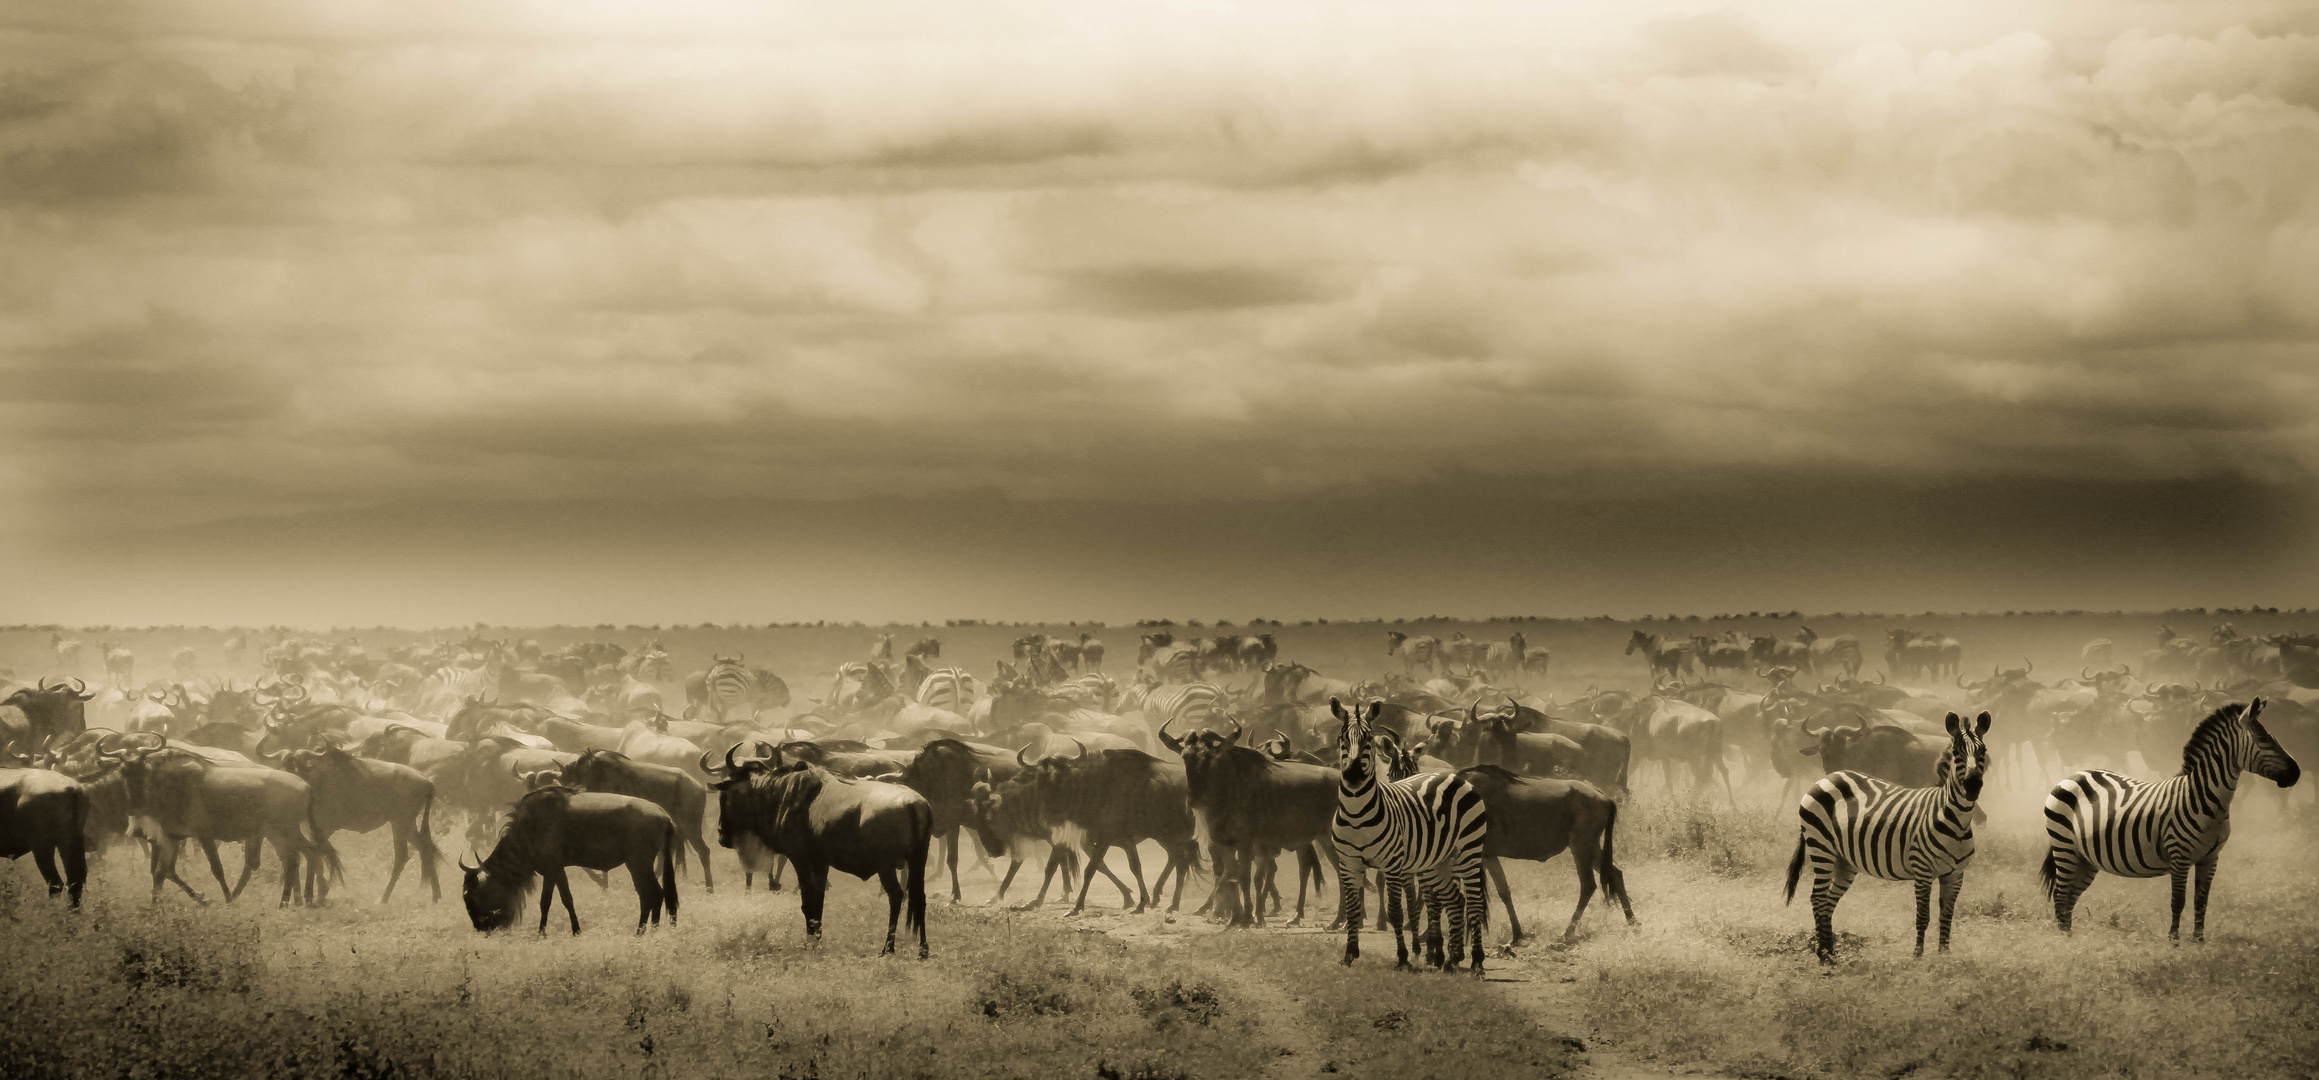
[
  {"left": 2116, "top": 664, "right": 2132, "bottom": 678},
  {"left": 1800, "top": 718, "right": 1826, "bottom": 737},
  {"left": 1955, "top": 673, "right": 1970, "bottom": 689},
  {"left": 1017, "top": 743, "right": 1035, "bottom": 768},
  {"left": 1065, "top": 738, "right": 1087, "bottom": 761},
  {"left": 459, "top": 851, "right": 479, "bottom": 873},
  {"left": 1874, "top": 670, "right": 1886, "bottom": 685},
  {"left": 2082, "top": 666, "right": 2096, "bottom": 681},
  {"left": 1155, "top": 713, "right": 1184, "bottom": 754},
  {"left": 1271, "top": 729, "right": 1291, "bottom": 750},
  {"left": 1220, "top": 715, "right": 1242, "bottom": 745},
  {"left": 66, "top": 676, "right": 85, "bottom": 695},
  {"left": 2022, "top": 657, "right": 2033, "bottom": 675}
]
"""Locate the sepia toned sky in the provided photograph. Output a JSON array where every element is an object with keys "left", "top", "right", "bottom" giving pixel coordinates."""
[{"left": 5, "top": 1, "right": 2317, "bottom": 625}]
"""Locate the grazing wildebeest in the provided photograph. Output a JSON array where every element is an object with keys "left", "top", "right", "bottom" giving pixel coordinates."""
[
  {"left": 558, "top": 748, "right": 716, "bottom": 891},
  {"left": 1453, "top": 765, "right": 1634, "bottom": 944},
  {"left": 118, "top": 747, "right": 339, "bottom": 906},
  {"left": 279, "top": 744, "right": 444, "bottom": 903},
  {"left": 459, "top": 784, "right": 679, "bottom": 935},
  {"left": 898, "top": 738, "right": 1021, "bottom": 903},
  {"left": 1, "top": 767, "right": 90, "bottom": 906},
  {"left": 1157, "top": 714, "right": 1337, "bottom": 928},
  {"left": 701, "top": 743, "right": 932, "bottom": 957},
  {"left": 1017, "top": 740, "right": 1199, "bottom": 916}
]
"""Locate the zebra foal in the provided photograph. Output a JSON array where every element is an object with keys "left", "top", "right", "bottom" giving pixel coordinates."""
[
  {"left": 1784, "top": 711, "right": 1991, "bottom": 963},
  {"left": 2041, "top": 698, "right": 2298, "bottom": 944},
  {"left": 1329, "top": 698, "right": 1489, "bottom": 974}
]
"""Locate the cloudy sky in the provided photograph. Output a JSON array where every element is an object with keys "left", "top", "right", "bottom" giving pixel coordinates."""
[{"left": 6, "top": 0, "right": 2317, "bottom": 626}]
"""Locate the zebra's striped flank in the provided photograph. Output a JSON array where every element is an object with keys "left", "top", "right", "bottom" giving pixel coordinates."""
[
  {"left": 701, "top": 657, "right": 753, "bottom": 723},
  {"left": 2039, "top": 698, "right": 2299, "bottom": 943},
  {"left": 915, "top": 666, "right": 978, "bottom": 713},
  {"left": 1330, "top": 697, "right": 1489, "bottom": 973},
  {"left": 1783, "top": 711, "right": 1991, "bottom": 962}
]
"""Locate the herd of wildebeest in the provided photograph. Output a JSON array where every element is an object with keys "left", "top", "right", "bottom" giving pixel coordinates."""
[{"left": 1, "top": 620, "right": 2312, "bottom": 968}]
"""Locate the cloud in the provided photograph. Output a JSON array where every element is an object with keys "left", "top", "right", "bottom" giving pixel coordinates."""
[{"left": 1, "top": 2, "right": 2315, "bottom": 543}]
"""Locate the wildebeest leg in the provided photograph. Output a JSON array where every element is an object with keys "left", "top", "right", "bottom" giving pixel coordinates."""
[
  {"left": 226, "top": 840, "right": 261, "bottom": 902},
  {"left": 150, "top": 839, "right": 206, "bottom": 903},
  {"left": 59, "top": 838, "right": 87, "bottom": 908},
  {"left": 1121, "top": 843, "right": 1151, "bottom": 913},
  {"left": 878, "top": 865, "right": 904, "bottom": 955},
  {"left": 32, "top": 846, "right": 65, "bottom": 899},
  {"left": 275, "top": 838, "right": 302, "bottom": 908},
  {"left": 381, "top": 821, "right": 412, "bottom": 904},
  {"left": 1484, "top": 856, "right": 1526, "bottom": 944},
  {"left": 693, "top": 830, "right": 714, "bottom": 895},
  {"left": 554, "top": 869, "right": 582, "bottom": 935},
  {"left": 626, "top": 856, "right": 660, "bottom": 934},
  {"left": 195, "top": 839, "right": 233, "bottom": 899},
  {"left": 798, "top": 863, "right": 828, "bottom": 941},
  {"left": 990, "top": 855, "right": 1024, "bottom": 904},
  {"left": 1717, "top": 749, "right": 1738, "bottom": 811},
  {"left": 941, "top": 826, "right": 962, "bottom": 904}
]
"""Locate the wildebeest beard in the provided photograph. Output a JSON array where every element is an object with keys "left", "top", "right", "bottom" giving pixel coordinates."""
[{"left": 720, "top": 762, "right": 827, "bottom": 850}]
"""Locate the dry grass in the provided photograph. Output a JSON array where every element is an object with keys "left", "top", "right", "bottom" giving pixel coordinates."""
[
  {"left": 1489, "top": 793, "right": 2319, "bottom": 1080},
  {"left": 0, "top": 829, "right": 1565, "bottom": 1080}
]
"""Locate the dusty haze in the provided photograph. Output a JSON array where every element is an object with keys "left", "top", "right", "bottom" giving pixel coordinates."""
[{"left": 5, "top": 0, "right": 2316, "bottom": 624}]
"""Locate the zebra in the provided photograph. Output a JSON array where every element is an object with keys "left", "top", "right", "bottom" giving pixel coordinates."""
[
  {"left": 2040, "top": 698, "right": 2299, "bottom": 944},
  {"left": 1783, "top": 711, "right": 1992, "bottom": 963},
  {"left": 914, "top": 666, "right": 978, "bottom": 714},
  {"left": 1140, "top": 682, "right": 1227, "bottom": 736},
  {"left": 1329, "top": 698, "right": 1489, "bottom": 973},
  {"left": 694, "top": 654, "right": 753, "bottom": 722}
]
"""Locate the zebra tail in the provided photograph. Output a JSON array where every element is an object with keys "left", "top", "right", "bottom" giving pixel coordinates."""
[
  {"left": 1782, "top": 831, "right": 1805, "bottom": 906},
  {"left": 2037, "top": 846, "right": 2058, "bottom": 902}
]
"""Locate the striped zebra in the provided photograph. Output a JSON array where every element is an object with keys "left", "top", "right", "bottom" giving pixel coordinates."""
[
  {"left": 1784, "top": 711, "right": 1991, "bottom": 962},
  {"left": 1329, "top": 698, "right": 1489, "bottom": 973},
  {"left": 2040, "top": 698, "right": 2299, "bottom": 943},
  {"left": 915, "top": 666, "right": 978, "bottom": 713},
  {"left": 1139, "top": 681, "right": 1227, "bottom": 736},
  {"left": 694, "top": 654, "right": 753, "bottom": 722}
]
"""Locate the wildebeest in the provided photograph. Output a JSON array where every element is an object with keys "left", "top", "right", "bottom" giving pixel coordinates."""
[
  {"left": 557, "top": 748, "right": 717, "bottom": 892},
  {"left": 118, "top": 747, "right": 340, "bottom": 906},
  {"left": 278, "top": 744, "right": 443, "bottom": 903},
  {"left": 898, "top": 738, "right": 1021, "bottom": 903},
  {"left": 1157, "top": 714, "right": 1337, "bottom": 928},
  {"left": 1480, "top": 697, "right": 1631, "bottom": 797},
  {"left": 1017, "top": 740, "right": 1199, "bottom": 916},
  {"left": 1430, "top": 703, "right": 1586, "bottom": 780},
  {"left": 459, "top": 784, "right": 679, "bottom": 935},
  {"left": 2, "top": 678, "right": 93, "bottom": 756},
  {"left": 1796, "top": 708, "right": 1945, "bottom": 787},
  {"left": 966, "top": 768, "right": 1099, "bottom": 910},
  {"left": 1453, "top": 765, "right": 1634, "bottom": 944},
  {"left": 1, "top": 767, "right": 89, "bottom": 906},
  {"left": 701, "top": 742, "right": 932, "bottom": 957},
  {"left": 1610, "top": 695, "right": 1734, "bottom": 807}
]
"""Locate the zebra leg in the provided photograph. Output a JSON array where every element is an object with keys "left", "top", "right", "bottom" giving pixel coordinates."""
[
  {"left": 1937, "top": 870, "right": 1962, "bottom": 953},
  {"left": 1465, "top": 862, "right": 1489, "bottom": 974},
  {"left": 2046, "top": 848, "right": 2095, "bottom": 933},
  {"left": 1810, "top": 862, "right": 1855, "bottom": 963},
  {"left": 1383, "top": 872, "right": 1413, "bottom": 970},
  {"left": 1913, "top": 879, "right": 1932, "bottom": 958},
  {"left": 1338, "top": 860, "right": 1365, "bottom": 965},
  {"left": 2192, "top": 854, "right": 2217, "bottom": 944},
  {"left": 2168, "top": 865, "right": 2189, "bottom": 944}
]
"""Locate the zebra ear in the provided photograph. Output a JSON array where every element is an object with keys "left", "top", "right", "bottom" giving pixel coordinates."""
[
  {"left": 1329, "top": 697, "right": 1350, "bottom": 722},
  {"left": 1944, "top": 712, "right": 1962, "bottom": 737},
  {"left": 1973, "top": 712, "right": 1991, "bottom": 737}
]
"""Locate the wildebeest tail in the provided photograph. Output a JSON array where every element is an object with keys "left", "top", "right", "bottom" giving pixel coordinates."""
[
  {"left": 660, "top": 822, "right": 681, "bottom": 923},
  {"left": 905, "top": 800, "right": 932, "bottom": 950},
  {"left": 1781, "top": 830, "right": 1805, "bottom": 906}
]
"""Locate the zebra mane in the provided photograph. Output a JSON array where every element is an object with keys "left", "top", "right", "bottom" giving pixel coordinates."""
[{"left": 2180, "top": 702, "right": 2248, "bottom": 775}]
